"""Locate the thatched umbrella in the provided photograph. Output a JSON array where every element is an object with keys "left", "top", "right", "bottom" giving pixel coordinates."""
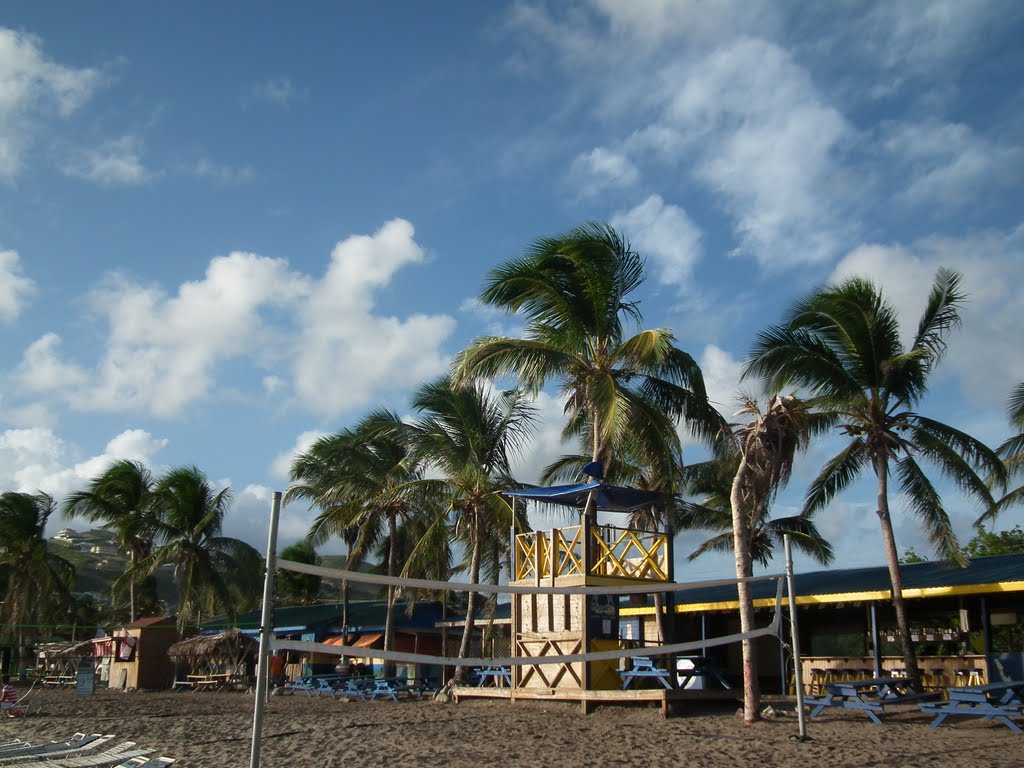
[{"left": 167, "top": 629, "right": 256, "bottom": 675}]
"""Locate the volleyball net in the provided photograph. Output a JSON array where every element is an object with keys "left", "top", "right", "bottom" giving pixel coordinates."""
[{"left": 269, "top": 558, "right": 787, "bottom": 668}]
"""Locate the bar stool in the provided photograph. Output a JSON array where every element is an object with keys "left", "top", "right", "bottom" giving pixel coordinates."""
[
  {"left": 926, "top": 667, "right": 947, "bottom": 697},
  {"left": 808, "top": 668, "right": 828, "bottom": 696},
  {"left": 954, "top": 668, "right": 984, "bottom": 686}
]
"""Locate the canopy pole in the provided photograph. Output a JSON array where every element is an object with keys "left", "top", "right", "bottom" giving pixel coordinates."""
[
  {"left": 249, "top": 491, "right": 282, "bottom": 768},
  {"left": 784, "top": 535, "right": 807, "bottom": 741}
]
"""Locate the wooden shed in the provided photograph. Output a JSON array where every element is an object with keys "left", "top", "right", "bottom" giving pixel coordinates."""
[{"left": 107, "top": 616, "right": 182, "bottom": 691}]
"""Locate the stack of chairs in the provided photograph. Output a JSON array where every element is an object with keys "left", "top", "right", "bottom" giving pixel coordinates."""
[{"left": 0, "top": 733, "right": 176, "bottom": 768}]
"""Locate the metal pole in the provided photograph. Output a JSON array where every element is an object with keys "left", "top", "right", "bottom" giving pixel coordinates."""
[
  {"left": 870, "top": 603, "right": 882, "bottom": 678},
  {"left": 249, "top": 491, "right": 282, "bottom": 768},
  {"left": 784, "top": 535, "right": 807, "bottom": 741}
]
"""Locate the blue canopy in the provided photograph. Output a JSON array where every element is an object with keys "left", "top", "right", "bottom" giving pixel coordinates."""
[{"left": 504, "top": 481, "right": 662, "bottom": 513}]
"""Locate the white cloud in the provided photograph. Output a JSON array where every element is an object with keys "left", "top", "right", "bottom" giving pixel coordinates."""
[
  {"left": 658, "top": 38, "right": 852, "bottom": 268},
  {"left": 192, "top": 158, "right": 256, "bottom": 184},
  {"left": 249, "top": 77, "right": 305, "bottom": 107},
  {"left": 0, "top": 27, "right": 102, "bottom": 179},
  {"left": 12, "top": 220, "right": 455, "bottom": 421},
  {"left": 611, "top": 195, "right": 702, "bottom": 287},
  {"left": 832, "top": 224, "right": 1024, "bottom": 408},
  {"left": 0, "top": 426, "right": 167, "bottom": 502},
  {"left": 884, "top": 120, "right": 1023, "bottom": 207},
  {"left": 60, "top": 135, "right": 153, "bottom": 186},
  {"left": 270, "top": 429, "right": 326, "bottom": 481},
  {"left": 568, "top": 146, "right": 639, "bottom": 196},
  {"left": 697, "top": 344, "right": 744, "bottom": 418},
  {"left": 0, "top": 249, "right": 35, "bottom": 322},
  {"left": 293, "top": 219, "right": 456, "bottom": 416}
]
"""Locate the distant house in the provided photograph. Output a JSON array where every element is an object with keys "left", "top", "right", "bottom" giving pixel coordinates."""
[{"left": 54, "top": 528, "right": 80, "bottom": 543}]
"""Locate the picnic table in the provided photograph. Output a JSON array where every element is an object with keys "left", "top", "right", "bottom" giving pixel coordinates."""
[
  {"left": 619, "top": 657, "right": 673, "bottom": 690},
  {"left": 920, "top": 680, "right": 1024, "bottom": 733},
  {"left": 806, "top": 677, "right": 936, "bottom": 724},
  {"left": 475, "top": 665, "right": 512, "bottom": 688},
  {"left": 676, "top": 656, "right": 732, "bottom": 690}
]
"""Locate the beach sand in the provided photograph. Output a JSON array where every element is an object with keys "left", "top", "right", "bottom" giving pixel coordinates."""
[{"left": 1, "top": 688, "right": 1020, "bottom": 768}]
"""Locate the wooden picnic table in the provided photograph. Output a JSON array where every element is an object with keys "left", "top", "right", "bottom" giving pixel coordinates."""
[
  {"left": 806, "top": 677, "right": 936, "bottom": 724},
  {"left": 921, "top": 680, "right": 1024, "bottom": 733},
  {"left": 619, "top": 657, "right": 673, "bottom": 690}
]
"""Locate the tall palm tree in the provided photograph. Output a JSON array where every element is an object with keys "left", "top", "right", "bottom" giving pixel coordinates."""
[
  {"left": 990, "top": 383, "right": 1024, "bottom": 517},
  {"left": 144, "top": 467, "right": 260, "bottom": 634},
  {"left": 288, "top": 412, "right": 426, "bottom": 667},
  {"left": 401, "top": 376, "right": 534, "bottom": 680},
  {"left": 63, "top": 460, "right": 158, "bottom": 622},
  {"left": 276, "top": 541, "right": 322, "bottom": 606},
  {"left": 453, "top": 222, "right": 722, "bottom": 523},
  {"left": 744, "top": 269, "right": 1004, "bottom": 688},
  {"left": 0, "top": 492, "right": 75, "bottom": 661}
]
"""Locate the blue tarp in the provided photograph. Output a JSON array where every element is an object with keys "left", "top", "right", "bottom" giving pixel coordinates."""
[{"left": 504, "top": 481, "right": 662, "bottom": 512}]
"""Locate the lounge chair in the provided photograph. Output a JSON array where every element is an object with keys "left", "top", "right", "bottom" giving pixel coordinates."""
[
  {"left": 112, "top": 758, "right": 175, "bottom": 768},
  {"left": 26, "top": 741, "right": 152, "bottom": 768},
  {"left": 0, "top": 734, "right": 110, "bottom": 763}
]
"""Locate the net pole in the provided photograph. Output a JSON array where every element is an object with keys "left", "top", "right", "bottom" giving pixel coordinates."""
[
  {"left": 249, "top": 491, "right": 282, "bottom": 768},
  {"left": 784, "top": 534, "right": 807, "bottom": 741}
]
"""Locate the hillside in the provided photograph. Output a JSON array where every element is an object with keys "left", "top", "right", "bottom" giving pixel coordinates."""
[{"left": 47, "top": 530, "right": 383, "bottom": 608}]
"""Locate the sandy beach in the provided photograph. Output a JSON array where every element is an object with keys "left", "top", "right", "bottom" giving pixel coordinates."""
[{"left": 1, "top": 688, "right": 1021, "bottom": 768}]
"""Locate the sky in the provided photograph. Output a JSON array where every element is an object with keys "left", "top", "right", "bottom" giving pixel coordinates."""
[{"left": 1, "top": 1, "right": 1023, "bottom": 583}]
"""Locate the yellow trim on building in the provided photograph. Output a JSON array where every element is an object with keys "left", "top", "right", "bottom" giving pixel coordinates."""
[{"left": 617, "top": 580, "right": 1024, "bottom": 615}]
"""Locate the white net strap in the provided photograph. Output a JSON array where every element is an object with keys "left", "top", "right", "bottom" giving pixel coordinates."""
[
  {"left": 269, "top": 576, "right": 784, "bottom": 668},
  {"left": 276, "top": 558, "right": 782, "bottom": 596}
]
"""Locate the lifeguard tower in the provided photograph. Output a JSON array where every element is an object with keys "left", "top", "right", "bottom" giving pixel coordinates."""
[{"left": 503, "top": 481, "right": 673, "bottom": 712}]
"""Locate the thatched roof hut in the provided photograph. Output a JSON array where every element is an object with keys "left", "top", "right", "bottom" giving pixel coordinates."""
[
  {"left": 167, "top": 629, "right": 256, "bottom": 672},
  {"left": 48, "top": 639, "right": 95, "bottom": 659}
]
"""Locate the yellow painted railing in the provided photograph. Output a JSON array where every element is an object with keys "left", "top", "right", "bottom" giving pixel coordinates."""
[{"left": 514, "top": 524, "right": 667, "bottom": 582}]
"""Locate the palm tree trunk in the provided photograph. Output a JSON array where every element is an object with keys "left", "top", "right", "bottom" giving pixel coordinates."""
[
  {"left": 455, "top": 512, "right": 483, "bottom": 684},
  {"left": 874, "top": 455, "right": 922, "bottom": 690},
  {"left": 383, "top": 510, "right": 397, "bottom": 678},
  {"left": 731, "top": 455, "right": 760, "bottom": 724}
]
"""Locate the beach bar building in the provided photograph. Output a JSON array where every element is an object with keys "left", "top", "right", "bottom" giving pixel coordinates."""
[
  {"left": 106, "top": 616, "right": 182, "bottom": 690},
  {"left": 623, "top": 553, "right": 1024, "bottom": 694}
]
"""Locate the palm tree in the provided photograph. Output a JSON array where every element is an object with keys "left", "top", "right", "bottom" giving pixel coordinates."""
[
  {"left": 990, "top": 383, "right": 1024, "bottom": 517},
  {"left": 63, "top": 460, "right": 158, "bottom": 622},
  {"left": 743, "top": 269, "right": 1004, "bottom": 688},
  {"left": 276, "top": 541, "right": 322, "bottom": 605},
  {"left": 0, "top": 492, "right": 75, "bottom": 665},
  {"left": 288, "top": 412, "right": 426, "bottom": 668},
  {"left": 144, "top": 467, "right": 260, "bottom": 634},
  {"left": 401, "top": 376, "right": 534, "bottom": 680},
  {"left": 453, "top": 222, "right": 722, "bottom": 523}
]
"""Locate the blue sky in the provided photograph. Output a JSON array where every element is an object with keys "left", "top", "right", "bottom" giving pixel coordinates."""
[{"left": 1, "top": 1, "right": 1022, "bottom": 580}]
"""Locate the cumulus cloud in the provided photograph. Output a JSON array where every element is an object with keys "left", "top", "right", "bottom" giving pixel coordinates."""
[
  {"left": 293, "top": 219, "right": 456, "bottom": 416},
  {"left": 192, "top": 158, "right": 256, "bottom": 184},
  {"left": 611, "top": 195, "right": 702, "bottom": 288},
  {"left": 59, "top": 135, "right": 153, "bottom": 186},
  {"left": 270, "top": 429, "right": 327, "bottom": 481},
  {"left": 0, "top": 249, "right": 35, "bottom": 322},
  {"left": 0, "top": 426, "right": 167, "bottom": 502},
  {"left": 568, "top": 146, "right": 639, "bottom": 196},
  {"left": 0, "top": 27, "right": 102, "bottom": 179},
  {"left": 832, "top": 224, "right": 1024, "bottom": 411},
  {"left": 11, "top": 219, "right": 455, "bottom": 421}
]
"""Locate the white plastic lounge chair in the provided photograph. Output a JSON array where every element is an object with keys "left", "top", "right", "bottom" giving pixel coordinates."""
[
  {"left": 0, "top": 734, "right": 110, "bottom": 764},
  {"left": 28, "top": 741, "right": 152, "bottom": 768},
  {"left": 113, "top": 758, "right": 174, "bottom": 768}
]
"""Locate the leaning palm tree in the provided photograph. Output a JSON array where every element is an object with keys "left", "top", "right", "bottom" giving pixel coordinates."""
[
  {"left": 401, "top": 376, "right": 535, "bottom": 680},
  {"left": 453, "top": 222, "right": 722, "bottom": 523},
  {"left": 744, "top": 269, "right": 1004, "bottom": 688},
  {"left": 288, "top": 412, "right": 426, "bottom": 667},
  {"left": 63, "top": 460, "right": 158, "bottom": 622},
  {"left": 144, "top": 467, "right": 260, "bottom": 634},
  {"left": 0, "top": 492, "right": 75, "bottom": 664},
  {"left": 989, "top": 383, "right": 1024, "bottom": 518}
]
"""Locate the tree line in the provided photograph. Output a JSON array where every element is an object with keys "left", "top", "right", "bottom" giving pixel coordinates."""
[{"left": 1, "top": 223, "right": 1022, "bottom": 720}]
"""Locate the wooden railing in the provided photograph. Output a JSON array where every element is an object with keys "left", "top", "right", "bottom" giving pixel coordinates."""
[{"left": 514, "top": 523, "right": 667, "bottom": 582}]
